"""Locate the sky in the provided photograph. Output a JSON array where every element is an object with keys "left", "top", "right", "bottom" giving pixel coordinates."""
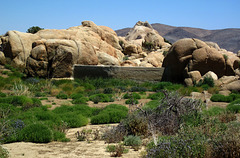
[{"left": 1, "top": 0, "right": 240, "bottom": 35}]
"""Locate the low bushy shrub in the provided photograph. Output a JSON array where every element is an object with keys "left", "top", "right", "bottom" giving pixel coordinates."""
[
  {"left": 125, "top": 98, "right": 139, "bottom": 105},
  {"left": 227, "top": 99, "right": 240, "bottom": 113},
  {"left": 147, "top": 92, "right": 164, "bottom": 100},
  {"left": 60, "top": 114, "right": 88, "bottom": 128},
  {"left": 19, "top": 123, "right": 53, "bottom": 143},
  {"left": 72, "top": 97, "right": 89, "bottom": 104},
  {"left": 91, "top": 104, "right": 128, "bottom": 124},
  {"left": 0, "top": 92, "right": 6, "bottom": 97},
  {"left": 70, "top": 93, "right": 83, "bottom": 99},
  {"left": 56, "top": 92, "right": 68, "bottom": 99},
  {"left": 197, "top": 76, "right": 214, "bottom": 88},
  {"left": 129, "top": 86, "right": 147, "bottom": 92},
  {"left": 123, "top": 92, "right": 141, "bottom": 99},
  {"left": 210, "top": 94, "right": 233, "bottom": 102},
  {"left": 203, "top": 106, "right": 225, "bottom": 116},
  {"left": 103, "top": 87, "right": 114, "bottom": 94},
  {"left": 91, "top": 113, "right": 110, "bottom": 124},
  {"left": 89, "top": 93, "right": 112, "bottom": 103},
  {"left": 123, "top": 135, "right": 142, "bottom": 147},
  {"left": 152, "top": 82, "right": 182, "bottom": 91}
]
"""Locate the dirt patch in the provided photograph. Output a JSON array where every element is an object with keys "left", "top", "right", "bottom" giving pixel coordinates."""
[{"left": 3, "top": 124, "right": 145, "bottom": 158}]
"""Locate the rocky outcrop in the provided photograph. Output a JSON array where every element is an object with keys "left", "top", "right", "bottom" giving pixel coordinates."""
[
  {"left": 162, "top": 38, "right": 239, "bottom": 82},
  {"left": 0, "top": 51, "right": 6, "bottom": 65},
  {"left": 125, "top": 21, "right": 169, "bottom": 50},
  {"left": 1, "top": 21, "right": 125, "bottom": 77}
]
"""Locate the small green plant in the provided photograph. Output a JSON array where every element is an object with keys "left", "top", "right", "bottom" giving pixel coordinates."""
[
  {"left": 0, "top": 92, "right": 6, "bottom": 97},
  {"left": 124, "top": 135, "right": 142, "bottom": 151},
  {"left": 223, "top": 54, "right": 228, "bottom": 61},
  {"left": 125, "top": 98, "right": 139, "bottom": 105},
  {"left": 26, "top": 26, "right": 44, "bottom": 34},
  {"left": 107, "top": 144, "right": 128, "bottom": 157},
  {"left": 197, "top": 76, "right": 214, "bottom": 88},
  {"left": 20, "top": 123, "right": 53, "bottom": 143},
  {"left": 163, "top": 51, "right": 168, "bottom": 57},
  {"left": 72, "top": 97, "right": 89, "bottom": 104},
  {"left": 56, "top": 92, "right": 68, "bottom": 99},
  {"left": 227, "top": 99, "right": 240, "bottom": 113},
  {"left": 123, "top": 92, "right": 141, "bottom": 99}
]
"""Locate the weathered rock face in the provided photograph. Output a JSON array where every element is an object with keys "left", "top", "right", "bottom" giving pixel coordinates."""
[
  {"left": 0, "top": 51, "right": 6, "bottom": 65},
  {"left": 162, "top": 38, "right": 237, "bottom": 82},
  {"left": 1, "top": 21, "right": 124, "bottom": 78},
  {"left": 125, "top": 21, "right": 169, "bottom": 50}
]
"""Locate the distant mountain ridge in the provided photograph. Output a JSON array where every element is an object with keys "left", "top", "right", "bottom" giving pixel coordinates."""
[{"left": 116, "top": 23, "right": 240, "bottom": 53}]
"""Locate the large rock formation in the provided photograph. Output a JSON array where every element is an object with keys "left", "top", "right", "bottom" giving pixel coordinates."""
[
  {"left": 162, "top": 38, "right": 240, "bottom": 82},
  {"left": 1, "top": 21, "right": 124, "bottom": 78}
]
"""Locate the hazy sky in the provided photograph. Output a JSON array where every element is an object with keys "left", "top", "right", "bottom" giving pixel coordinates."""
[{"left": 1, "top": 0, "right": 239, "bottom": 35}]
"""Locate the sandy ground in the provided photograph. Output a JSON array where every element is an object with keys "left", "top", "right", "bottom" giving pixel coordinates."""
[{"left": 3, "top": 124, "right": 145, "bottom": 158}]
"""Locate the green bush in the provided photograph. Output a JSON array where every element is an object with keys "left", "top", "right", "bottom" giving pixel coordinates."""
[
  {"left": 0, "top": 92, "right": 6, "bottom": 97},
  {"left": 104, "top": 104, "right": 128, "bottom": 113},
  {"left": 91, "top": 113, "right": 110, "bottom": 124},
  {"left": 103, "top": 87, "right": 114, "bottom": 94},
  {"left": 143, "top": 100, "right": 159, "bottom": 110},
  {"left": 53, "top": 130, "right": 70, "bottom": 142},
  {"left": 210, "top": 94, "right": 233, "bottom": 102},
  {"left": 123, "top": 92, "right": 141, "bottom": 99},
  {"left": 203, "top": 106, "right": 225, "bottom": 116},
  {"left": 56, "top": 92, "right": 68, "bottom": 99},
  {"left": 123, "top": 135, "right": 142, "bottom": 147},
  {"left": 227, "top": 99, "right": 240, "bottom": 113},
  {"left": 72, "top": 97, "right": 89, "bottom": 104},
  {"left": 26, "top": 26, "right": 44, "bottom": 34},
  {"left": 70, "top": 93, "right": 83, "bottom": 100},
  {"left": 197, "top": 76, "right": 214, "bottom": 87},
  {"left": 152, "top": 82, "right": 182, "bottom": 91},
  {"left": 125, "top": 98, "right": 139, "bottom": 105},
  {"left": 147, "top": 92, "right": 164, "bottom": 100},
  {"left": 19, "top": 123, "right": 53, "bottom": 143},
  {"left": 60, "top": 114, "right": 88, "bottom": 128},
  {"left": 89, "top": 93, "right": 111, "bottom": 103},
  {"left": 91, "top": 104, "right": 128, "bottom": 124}
]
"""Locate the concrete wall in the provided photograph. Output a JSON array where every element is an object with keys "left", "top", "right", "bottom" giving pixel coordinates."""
[{"left": 73, "top": 65, "right": 165, "bottom": 82}]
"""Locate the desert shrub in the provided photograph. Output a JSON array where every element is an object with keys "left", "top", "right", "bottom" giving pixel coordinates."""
[
  {"left": 52, "top": 130, "right": 70, "bottom": 142},
  {"left": 60, "top": 114, "right": 88, "bottom": 128},
  {"left": 152, "top": 82, "right": 182, "bottom": 91},
  {"left": 129, "top": 86, "right": 147, "bottom": 92},
  {"left": 120, "top": 112, "right": 148, "bottom": 137},
  {"left": 27, "top": 26, "right": 43, "bottom": 34},
  {"left": 147, "top": 128, "right": 207, "bottom": 158},
  {"left": 178, "top": 86, "right": 202, "bottom": 96},
  {"left": 107, "top": 144, "right": 128, "bottom": 157},
  {"left": 0, "top": 145, "right": 9, "bottom": 158},
  {"left": 197, "top": 76, "right": 214, "bottom": 87},
  {"left": 103, "top": 126, "right": 127, "bottom": 143},
  {"left": 123, "top": 135, "right": 142, "bottom": 148},
  {"left": 56, "top": 92, "right": 68, "bottom": 99},
  {"left": 19, "top": 123, "right": 53, "bottom": 143},
  {"left": 73, "top": 104, "right": 93, "bottom": 117},
  {"left": 0, "top": 92, "right": 6, "bottom": 98},
  {"left": 227, "top": 99, "right": 240, "bottom": 113},
  {"left": 72, "top": 97, "right": 89, "bottom": 104},
  {"left": 91, "top": 105, "right": 128, "bottom": 124},
  {"left": 91, "top": 113, "right": 110, "bottom": 124},
  {"left": 147, "top": 92, "right": 164, "bottom": 100},
  {"left": 35, "top": 111, "right": 58, "bottom": 121},
  {"left": 210, "top": 122, "right": 240, "bottom": 158},
  {"left": 125, "top": 98, "right": 139, "bottom": 105},
  {"left": 23, "top": 98, "right": 42, "bottom": 110},
  {"left": 203, "top": 106, "right": 225, "bottom": 116},
  {"left": 210, "top": 94, "right": 234, "bottom": 102},
  {"left": 70, "top": 93, "right": 83, "bottom": 99},
  {"left": 218, "top": 112, "right": 236, "bottom": 123},
  {"left": 89, "top": 93, "right": 112, "bottom": 103},
  {"left": 123, "top": 92, "right": 141, "bottom": 99},
  {"left": 143, "top": 100, "right": 159, "bottom": 110},
  {"left": 104, "top": 104, "right": 128, "bottom": 113},
  {"left": 103, "top": 87, "right": 114, "bottom": 94}
]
